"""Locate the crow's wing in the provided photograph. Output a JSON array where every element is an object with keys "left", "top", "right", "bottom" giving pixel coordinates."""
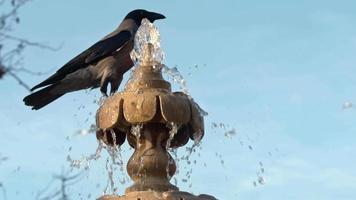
[{"left": 31, "top": 30, "right": 132, "bottom": 91}]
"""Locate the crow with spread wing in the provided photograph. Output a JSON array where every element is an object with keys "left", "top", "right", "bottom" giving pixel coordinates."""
[{"left": 23, "top": 9, "right": 165, "bottom": 110}]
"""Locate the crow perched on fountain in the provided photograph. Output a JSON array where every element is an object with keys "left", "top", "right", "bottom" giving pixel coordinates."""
[{"left": 23, "top": 9, "right": 165, "bottom": 110}]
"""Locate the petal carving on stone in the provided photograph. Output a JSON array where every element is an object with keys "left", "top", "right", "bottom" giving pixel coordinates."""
[
  {"left": 169, "top": 124, "right": 190, "bottom": 148},
  {"left": 159, "top": 93, "right": 191, "bottom": 124},
  {"left": 96, "top": 94, "right": 123, "bottom": 130},
  {"left": 123, "top": 92, "right": 157, "bottom": 123},
  {"left": 189, "top": 100, "right": 205, "bottom": 142}
]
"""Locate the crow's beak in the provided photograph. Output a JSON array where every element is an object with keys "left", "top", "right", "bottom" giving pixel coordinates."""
[{"left": 149, "top": 12, "right": 166, "bottom": 21}]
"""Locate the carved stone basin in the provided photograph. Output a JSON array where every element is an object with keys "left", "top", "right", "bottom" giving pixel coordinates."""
[{"left": 96, "top": 65, "right": 204, "bottom": 149}]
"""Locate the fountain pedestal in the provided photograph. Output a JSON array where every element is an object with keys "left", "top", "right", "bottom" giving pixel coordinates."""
[
  {"left": 95, "top": 19, "right": 217, "bottom": 200},
  {"left": 125, "top": 123, "right": 178, "bottom": 193}
]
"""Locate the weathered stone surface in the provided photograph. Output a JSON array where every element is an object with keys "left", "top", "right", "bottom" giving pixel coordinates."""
[
  {"left": 159, "top": 93, "right": 191, "bottom": 124},
  {"left": 96, "top": 95, "right": 123, "bottom": 130},
  {"left": 123, "top": 92, "right": 158, "bottom": 123},
  {"left": 188, "top": 101, "right": 205, "bottom": 142}
]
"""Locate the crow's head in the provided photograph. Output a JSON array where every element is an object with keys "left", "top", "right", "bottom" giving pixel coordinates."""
[{"left": 125, "top": 9, "right": 165, "bottom": 24}]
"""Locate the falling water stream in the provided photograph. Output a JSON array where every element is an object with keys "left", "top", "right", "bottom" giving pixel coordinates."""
[{"left": 67, "top": 134, "right": 126, "bottom": 195}]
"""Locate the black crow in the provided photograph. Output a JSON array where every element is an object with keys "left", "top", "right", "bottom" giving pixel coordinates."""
[{"left": 23, "top": 9, "right": 165, "bottom": 110}]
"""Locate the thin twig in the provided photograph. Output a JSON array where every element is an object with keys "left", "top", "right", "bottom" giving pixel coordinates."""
[
  {"left": 0, "top": 0, "right": 31, "bottom": 32},
  {"left": 0, "top": 33, "right": 60, "bottom": 51},
  {"left": 0, "top": 0, "right": 30, "bottom": 21},
  {"left": 10, "top": 66, "right": 48, "bottom": 76},
  {"left": 5, "top": 68, "right": 30, "bottom": 91}
]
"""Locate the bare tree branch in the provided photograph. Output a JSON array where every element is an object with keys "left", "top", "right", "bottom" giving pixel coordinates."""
[
  {"left": 0, "top": 0, "right": 31, "bottom": 31},
  {"left": 0, "top": 33, "right": 60, "bottom": 51},
  {"left": 5, "top": 69, "right": 30, "bottom": 90},
  {"left": 0, "top": 0, "right": 60, "bottom": 91}
]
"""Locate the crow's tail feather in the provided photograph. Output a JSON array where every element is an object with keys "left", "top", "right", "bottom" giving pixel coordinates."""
[{"left": 23, "top": 84, "right": 64, "bottom": 110}]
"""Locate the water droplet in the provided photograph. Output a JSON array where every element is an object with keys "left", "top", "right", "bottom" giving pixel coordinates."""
[
  {"left": 342, "top": 101, "right": 353, "bottom": 109},
  {"left": 258, "top": 176, "right": 265, "bottom": 185}
]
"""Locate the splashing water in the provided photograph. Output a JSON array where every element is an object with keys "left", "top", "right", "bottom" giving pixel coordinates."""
[
  {"left": 165, "top": 124, "right": 205, "bottom": 187},
  {"left": 130, "top": 18, "right": 164, "bottom": 67},
  {"left": 67, "top": 140, "right": 104, "bottom": 170},
  {"left": 128, "top": 18, "right": 207, "bottom": 117},
  {"left": 74, "top": 124, "right": 96, "bottom": 137},
  {"left": 173, "top": 142, "right": 202, "bottom": 188},
  {"left": 211, "top": 122, "right": 237, "bottom": 139},
  {"left": 67, "top": 138, "right": 126, "bottom": 195},
  {"left": 130, "top": 124, "right": 145, "bottom": 179},
  {"left": 131, "top": 125, "right": 143, "bottom": 148},
  {"left": 161, "top": 65, "right": 208, "bottom": 117},
  {"left": 210, "top": 122, "right": 276, "bottom": 187},
  {"left": 126, "top": 17, "right": 209, "bottom": 118},
  {"left": 161, "top": 64, "right": 210, "bottom": 118},
  {"left": 166, "top": 122, "right": 178, "bottom": 150},
  {"left": 166, "top": 122, "right": 178, "bottom": 180},
  {"left": 162, "top": 65, "right": 189, "bottom": 95},
  {"left": 104, "top": 158, "right": 116, "bottom": 195},
  {"left": 98, "top": 96, "right": 108, "bottom": 106},
  {"left": 162, "top": 65, "right": 209, "bottom": 118}
]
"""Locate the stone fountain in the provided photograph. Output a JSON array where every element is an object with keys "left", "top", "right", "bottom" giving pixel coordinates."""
[{"left": 95, "top": 19, "right": 217, "bottom": 200}]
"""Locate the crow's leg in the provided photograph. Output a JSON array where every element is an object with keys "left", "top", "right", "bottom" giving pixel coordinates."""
[
  {"left": 110, "top": 76, "right": 123, "bottom": 95},
  {"left": 100, "top": 77, "right": 109, "bottom": 97}
]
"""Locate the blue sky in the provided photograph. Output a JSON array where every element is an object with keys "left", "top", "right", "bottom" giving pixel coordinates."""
[{"left": 1, "top": 0, "right": 356, "bottom": 199}]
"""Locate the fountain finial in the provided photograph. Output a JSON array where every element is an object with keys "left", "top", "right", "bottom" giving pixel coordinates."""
[{"left": 96, "top": 18, "right": 216, "bottom": 200}]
